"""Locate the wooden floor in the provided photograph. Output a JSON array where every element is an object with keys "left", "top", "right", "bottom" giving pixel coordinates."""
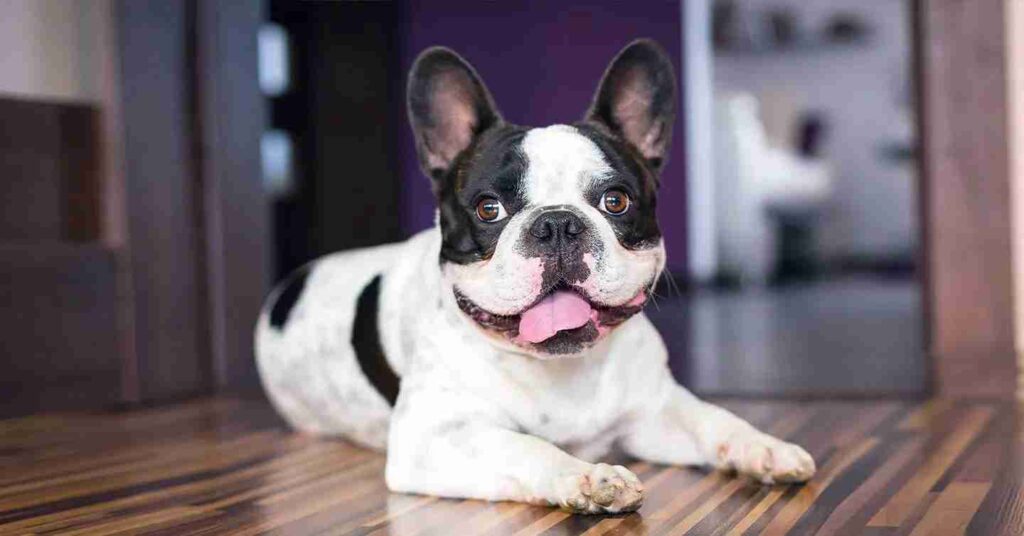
[{"left": 1, "top": 397, "right": 1022, "bottom": 535}]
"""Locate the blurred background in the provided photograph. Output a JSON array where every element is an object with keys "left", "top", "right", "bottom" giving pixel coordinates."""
[
  {"left": 671, "top": 0, "right": 924, "bottom": 396},
  {"left": 3, "top": 0, "right": 1020, "bottom": 417}
]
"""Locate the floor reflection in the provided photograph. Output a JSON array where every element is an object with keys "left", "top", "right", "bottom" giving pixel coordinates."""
[{"left": 648, "top": 277, "right": 925, "bottom": 396}]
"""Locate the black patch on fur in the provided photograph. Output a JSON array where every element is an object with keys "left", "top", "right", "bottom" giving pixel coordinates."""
[
  {"left": 538, "top": 255, "right": 592, "bottom": 295},
  {"left": 520, "top": 207, "right": 590, "bottom": 256},
  {"left": 269, "top": 266, "right": 310, "bottom": 329},
  {"left": 353, "top": 275, "right": 400, "bottom": 406},
  {"left": 573, "top": 122, "right": 663, "bottom": 250},
  {"left": 515, "top": 205, "right": 598, "bottom": 293},
  {"left": 437, "top": 125, "right": 530, "bottom": 264}
]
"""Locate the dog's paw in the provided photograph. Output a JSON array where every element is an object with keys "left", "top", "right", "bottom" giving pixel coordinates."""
[
  {"left": 715, "top": 430, "right": 815, "bottom": 484},
  {"left": 553, "top": 463, "right": 644, "bottom": 514}
]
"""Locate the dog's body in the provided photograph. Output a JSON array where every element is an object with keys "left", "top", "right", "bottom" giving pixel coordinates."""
[{"left": 256, "top": 40, "right": 814, "bottom": 514}]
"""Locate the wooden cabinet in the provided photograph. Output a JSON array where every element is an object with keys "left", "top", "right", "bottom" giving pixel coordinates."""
[{"left": 0, "top": 1, "right": 269, "bottom": 415}]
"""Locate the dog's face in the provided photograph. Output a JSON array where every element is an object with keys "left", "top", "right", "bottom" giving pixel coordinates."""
[{"left": 408, "top": 40, "right": 675, "bottom": 357}]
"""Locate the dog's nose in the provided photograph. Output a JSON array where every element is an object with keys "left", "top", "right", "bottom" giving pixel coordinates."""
[{"left": 529, "top": 210, "right": 587, "bottom": 245}]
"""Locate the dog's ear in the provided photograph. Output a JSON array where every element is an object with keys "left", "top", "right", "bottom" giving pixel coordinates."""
[
  {"left": 585, "top": 39, "right": 676, "bottom": 171},
  {"left": 408, "top": 47, "right": 502, "bottom": 185}
]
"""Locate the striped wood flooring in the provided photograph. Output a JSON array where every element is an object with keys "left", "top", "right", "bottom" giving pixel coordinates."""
[{"left": 0, "top": 397, "right": 1021, "bottom": 535}]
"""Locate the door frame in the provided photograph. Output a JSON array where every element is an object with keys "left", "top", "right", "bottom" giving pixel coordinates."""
[
  {"left": 112, "top": 0, "right": 1020, "bottom": 401},
  {"left": 114, "top": 0, "right": 268, "bottom": 401},
  {"left": 915, "top": 0, "right": 1017, "bottom": 397}
]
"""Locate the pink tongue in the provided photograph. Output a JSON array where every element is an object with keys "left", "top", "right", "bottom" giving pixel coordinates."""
[{"left": 517, "top": 290, "right": 593, "bottom": 344}]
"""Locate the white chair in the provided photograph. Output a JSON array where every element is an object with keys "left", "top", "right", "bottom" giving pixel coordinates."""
[{"left": 713, "top": 93, "right": 833, "bottom": 285}]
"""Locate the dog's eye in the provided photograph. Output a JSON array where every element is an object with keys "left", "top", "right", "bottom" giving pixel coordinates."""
[
  {"left": 600, "top": 189, "right": 630, "bottom": 215},
  {"left": 475, "top": 197, "right": 507, "bottom": 222}
]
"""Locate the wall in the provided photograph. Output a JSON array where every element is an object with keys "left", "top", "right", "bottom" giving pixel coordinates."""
[
  {"left": 714, "top": 0, "right": 916, "bottom": 261},
  {"left": 394, "top": 0, "right": 688, "bottom": 272},
  {"left": 918, "top": 0, "right": 1014, "bottom": 396},
  {"left": 684, "top": 0, "right": 717, "bottom": 281},
  {"left": 0, "top": 0, "right": 124, "bottom": 246},
  {"left": 0, "top": 0, "right": 112, "bottom": 103}
]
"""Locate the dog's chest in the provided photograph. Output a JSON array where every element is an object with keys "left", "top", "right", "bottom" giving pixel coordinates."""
[
  {"left": 487, "top": 357, "right": 635, "bottom": 448},
  {"left": 527, "top": 404, "right": 623, "bottom": 455}
]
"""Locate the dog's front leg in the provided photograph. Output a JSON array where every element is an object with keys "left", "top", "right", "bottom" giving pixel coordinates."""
[
  {"left": 621, "top": 381, "right": 815, "bottom": 484},
  {"left": 385, "top": 389, "right": 643, "bottom": 514}
]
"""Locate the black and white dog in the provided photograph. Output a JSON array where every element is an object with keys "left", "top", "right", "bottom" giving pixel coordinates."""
[{"left": 256, "top": 40, "right": 814, "bottom": 514}]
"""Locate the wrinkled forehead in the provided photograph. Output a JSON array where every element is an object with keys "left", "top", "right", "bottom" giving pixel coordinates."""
[{"left": 520, "top": 125, "right": 614, "bottom": 205}]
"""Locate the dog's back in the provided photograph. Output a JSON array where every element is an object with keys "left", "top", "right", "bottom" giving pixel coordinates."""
[{"left": 254, "top": 229, "right": 440, "bottom": 449}]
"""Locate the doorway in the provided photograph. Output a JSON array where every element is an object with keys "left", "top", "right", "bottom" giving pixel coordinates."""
[{"left": 652, "top": 0, "right": 926, "bottom": 396}]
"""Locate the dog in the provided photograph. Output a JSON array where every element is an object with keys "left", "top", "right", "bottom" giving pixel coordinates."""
[{"left": 255, "top": 39, "right": 815, "bottom": 514}]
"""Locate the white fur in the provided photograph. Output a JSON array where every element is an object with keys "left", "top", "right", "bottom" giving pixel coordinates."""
[
  {"left": 522, "top": 126, "right": 666, "bottom": 307},
  {"left": 521, "top": 125, "right": 614, "bottom": 205},
  {"left": 254, "top": 125, "right": 815, "bottom": 514}
]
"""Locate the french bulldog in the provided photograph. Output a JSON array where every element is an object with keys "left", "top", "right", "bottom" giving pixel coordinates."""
[{"left": 255, "top": 39, "right": 815, "bottom": 515}]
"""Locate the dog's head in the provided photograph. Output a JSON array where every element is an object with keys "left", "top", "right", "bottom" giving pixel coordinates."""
[{"left": 408, "top": 40, "right": 674, "bottom": 357}]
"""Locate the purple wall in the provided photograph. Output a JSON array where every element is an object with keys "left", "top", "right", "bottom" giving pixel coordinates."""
[{"left": 395, "top": 0, "right": 687, "bottom": 272}]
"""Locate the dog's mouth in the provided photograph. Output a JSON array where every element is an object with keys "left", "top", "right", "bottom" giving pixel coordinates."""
[{"left": 453, "top": 283, "right": 648, "bottom": 354}]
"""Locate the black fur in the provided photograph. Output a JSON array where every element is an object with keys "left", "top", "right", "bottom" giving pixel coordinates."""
[
  {"left": 269, "top": 266, "right": 310, "bottom": 329},
  {"left": 353, "top": 275, "right": 400, "bottom": 405},
  {"left": 573, "top": 122, "right": 663, "bottom": 250},
  {"left": 437, "top": 125, "right": 530, "bottom": 264},
  {"left": 515, "top": 205, "right": 598, "bottom": 293}
]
